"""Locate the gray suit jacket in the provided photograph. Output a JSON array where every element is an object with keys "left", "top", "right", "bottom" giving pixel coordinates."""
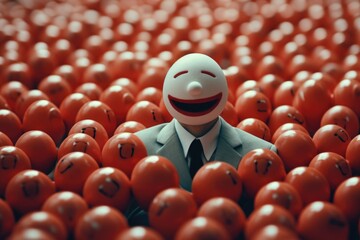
[{"left": 135, "top": 117, "right": 277, "bottom": 191}]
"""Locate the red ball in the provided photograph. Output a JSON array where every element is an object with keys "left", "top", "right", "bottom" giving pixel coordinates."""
[
  {"left": 245, "top": 204, "right": 296, "bottom": 239},
  {"left": 333, "top": 79, "right": 360, "bottom": 119},
  {"left": 285, "top": 167, "right": 331, "bottom": 206},
  {"left": 197, "top": 197, "right": 246, "bottom": 239},
  {"left": 257, "top": 73, "right": 284, "bottom": 104},
  {"left": 0, "top": 146, "right": 31, "bottom": 197},
  {"left": 192, "top": 161, "right": 242, "bottom": 205},
  {"left": 59, "top": 93, "right": 91, "bottom": 130},
  {"left": 293, "top": 79, "right": 333, "bottom": 135},
  {"left": 236, "top": 118, "right": 271, "bottom": 142},
  {"left": 137, "top": 68, "right": 167, "bottom": 91},
  {"left": 275, "top": 130, "right": 317, "bottom": 171},
  {"left": 116, "top": 226, "right": 164, "bottom": 240},
  {"left": 273, "top": 81, "right": 300, "bottom": 108},
  {"left": 82, "top": 63, "right": 113, "bottom": 90},
  {"left": 0, "top": 95, "right": 10, "bottom": 110},
  {"left": 13, "top": 211, "right": 67, "bottom": 240},
  {"left": 114, "top": 121, "right": 146, "bottom": 134},
  {"left": 313, "top": 124, "right": 351, "bottom": 157},
  {"left": 234, "top": 90, "right": 272, "bottom": 123},
  {"left": 126, "top": 100, "right": 165, "bottom": 128},
  {"left": 83, "top": 167, "right": 131, "bottom": 212},
  {"left": 15, "top": 130, "right": 57, "bottom": 174},
  {"left": 9, "top": 228, "right": 56, "bottom": 240},
  {"left": 0, "top": 81, "right": 28, "bottom": 111},
  {"left": 5, "top": 170, "right": 55, "bottom": 216},
  {"left": 309, "top": 152, "right": 352, "bottom": 192},
  {"left": 75, "top": 82, "right": 103, "bottom": 100},
  {"left": 38, "top": 75, "right": 72, "bottom": 107},
  {"left": 148, "top": 188, "right": 197, "bottom": 239},
  {"left": 0, "top": 198, "right": 15, "bottom": 239},
  {"left": 321, "top": 105, "right": 359, "bottom": 139},
  {"left": 237, "top": 149, "right": 286, "bottom": 199},
  {"left": 333, "top": 177, "right": 360, "bottom": 224},
  {"left": 2, "top": 62, "right": 32, "bottom": 89},
  {"left": 54, "top": 152, "right": 99, "bottom": 194},
  {"left": 268, "top": 105, "right": 306, "bottom": 135},
  {"left": 346, "top": 135, "right": 360, "bottom": 175},
  {"left": 101, "top": 132, "right": 147, "bottom": 178},
  {"left": 251, "top": 225, "right": 300, "bottom": 240},
  {"left": 111, "top": 78, "right": 139, "bottom": 97},
  {"left": 297, "top": 201, "right": 349, "bottom": 240},
  {"left": 52, "top": 64, "right": 80, "bottom": 89},
  {"left": 14, "top": 89, "right": 50, "bottom": 120},
  {"left": 22, "top": 100, "right": 66, "bottom": 145},
  {"left": 0, "top": 131, "right": 13, "bottom": 147},
  {"left": 220, "top": 101, "right": 239, "bottom": 127},
  {"left": 254, "top": 181, "right": 303, "bottom": 218},
  {"left": 58, "top": 133, "right": 102, "bottom": 166},
  {"left": 0, "top": 132, "right": 14, "bottom": 147},
  {"left": 271, "top": 123, "right": 309, "bottom": 144},
  {"left": 75, "top": 100, "right": 117, "bottom": 137},
  {"left": 113, "top": 51, "right": 142, "bottom": 81},
  {"left": 0, "top": 109, "right": 22, "bottom": 144},
  {"left": 136, "top": 87, "right": 163, "bottom": 106},
  {"left": 99, "top": 85, "right": 135, "bottom": 124},
  {"left": 75, "top": 206, "right": 128, "bottom": 240},
  {"left": 174, "top": 217, "right": 231, "bottom": 240},
  {"left": 131, "top": 155, "right": 180, "bottom": 210},
  {"left": 42, "top": 191, "right": 89, "bottom": 233},
  {"left": 69, "top": 119, "right": 109, "bottom": 150}
]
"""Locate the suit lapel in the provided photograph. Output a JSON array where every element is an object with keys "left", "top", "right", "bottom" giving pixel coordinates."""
[
  {"left": 156, "top": 120, "right": 192, "bottom": 191},
  {"left": 212, "top": 118, "right": 243, "bottom": 168}
]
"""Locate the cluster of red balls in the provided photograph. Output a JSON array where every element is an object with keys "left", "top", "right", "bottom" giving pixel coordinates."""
[{"left": 0, "top": 0, "right": 360, "bottom": 239}]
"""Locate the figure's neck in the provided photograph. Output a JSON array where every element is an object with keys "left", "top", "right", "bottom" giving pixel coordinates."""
[{"left": 179, "top": 118, "right": 219, "bottom": 138}]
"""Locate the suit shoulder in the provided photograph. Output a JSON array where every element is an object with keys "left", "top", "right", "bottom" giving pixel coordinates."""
[{"left": 135, "top": 123, "right": 167, "bottom": 141}]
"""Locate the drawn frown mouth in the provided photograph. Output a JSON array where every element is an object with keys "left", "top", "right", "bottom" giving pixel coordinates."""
[{"left": 168, "top": 93, "right": 222, "bottom": 116}]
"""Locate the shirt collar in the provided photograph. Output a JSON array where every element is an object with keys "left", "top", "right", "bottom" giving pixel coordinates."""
[{"left": 174, "top": 118, "right": 221, "bottom": 161}]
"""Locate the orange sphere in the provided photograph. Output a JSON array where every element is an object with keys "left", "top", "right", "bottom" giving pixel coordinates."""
[
  {"left": 237, "top": 149, "right": 286, "bottom": 199},
  {"left": 75, "top": 206, "right": 128, "bottom": 240},
  {"left": 58, "top": 133, "right": 102, "bottom": 166},
  {"left": 68, "top": 119, "right": 109, "bottom": 150},
  {"left": 245, "top": 204, "right": 296, "bottom": 239},
  {"left": 148, "top": 188, "right": 197, "bottom": 239},
  {"left": 174, "top": 217, "right": 231, "bottom": 240},
  {"left": 83, "top": 167, "right": 131, "bottom": 212},
  {"left": 297, "top": 201, "right": 349, "bottom": 240},
  {"left": 254, "top": 181, "right": 303, "bottom": 218},
  {"left": 285, "top": 167, "right": 331, "bottom": 206},
  {"left": 22, "top": 100, "right": 66, "bottom": 145},
  {"left": 131, "top": 155, "right": 180, "bottom": 210},
  {"left": 5, "top": 170, "right": 55, "bottom": 216},
  {"left": 15, "top": 130, "right": 57, "bottom": 174},
  {"left": 0, "top": 146, "right": 31, "bottom": 197},
  {"left": 101, "top": 132, "right": 147, "bottom": 178},
  {"left": 13, "top": 211, "right": 67, "bottom": 240},
  {"left": 197, "top": 197, "right": 246, "bottom": 239},
  {"left": 54, "top": 152, "right": 99, "bottom": 194},
  {"left": 42, "top": 191, "right": 88, "bottom": 233}
]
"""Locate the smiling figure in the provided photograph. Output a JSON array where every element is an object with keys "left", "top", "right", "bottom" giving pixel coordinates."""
[
  {"left": 130, "top": 53, "right": 277, "bottom": 225},
  {"left": 163, "top": 53, "right": 228, "bottom": 125}
]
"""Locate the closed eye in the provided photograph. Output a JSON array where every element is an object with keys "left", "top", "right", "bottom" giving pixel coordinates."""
[
  {"left": 174, "top": 70, "right": 188, "bottom": 78},
  {"left": 201, "top": 70, "right": 216, "bottom": 78}
]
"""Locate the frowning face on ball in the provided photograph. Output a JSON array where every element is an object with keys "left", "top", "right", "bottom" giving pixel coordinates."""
[{"left": 163, "top": 53, "right": 228, "bottom": 125}]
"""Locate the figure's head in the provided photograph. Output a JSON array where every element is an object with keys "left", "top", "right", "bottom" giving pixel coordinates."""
[{"left": 163, "top": 53, "right": 228, "bottom": 125}]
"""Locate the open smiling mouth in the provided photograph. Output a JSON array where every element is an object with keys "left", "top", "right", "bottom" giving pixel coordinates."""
[{"left": 168, "top": 93, "right": 222, "bottom": 116}]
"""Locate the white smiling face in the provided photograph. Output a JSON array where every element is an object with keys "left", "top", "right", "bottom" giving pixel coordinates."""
[{"left": 163, "top": 53, "right": 228, "bottom": 125}]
